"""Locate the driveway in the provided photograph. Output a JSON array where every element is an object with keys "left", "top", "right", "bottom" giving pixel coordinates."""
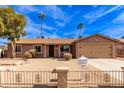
[{"left": 88, "top": 59, "right": 124, "bottom": 70}]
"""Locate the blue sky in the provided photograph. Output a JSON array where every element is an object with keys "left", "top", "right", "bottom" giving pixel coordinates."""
[{"left": 0, "top": 5, "right": 124, "bottom": 44}]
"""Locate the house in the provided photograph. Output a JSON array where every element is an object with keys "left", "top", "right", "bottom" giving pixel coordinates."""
[
  {"left": 7, "top": 34, "right": 120, "bottom": 58},
  {"left": 0, "top": 45, "right": 7, "bottom": 58},
  {"left": 116, "top": 38, "right": 124, "bottom": 57}
]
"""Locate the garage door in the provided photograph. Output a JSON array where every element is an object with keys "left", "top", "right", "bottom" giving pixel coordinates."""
[{"left": 78, "top": 44, "right": 113, "bottom": 58}]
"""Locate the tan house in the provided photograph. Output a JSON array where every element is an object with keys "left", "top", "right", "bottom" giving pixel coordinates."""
[
  {"left": 116, "top": 38, "right": 124, "bottom": 57},
  {"left": 7, "top": 34, "right": 120, "bottom": 58}
]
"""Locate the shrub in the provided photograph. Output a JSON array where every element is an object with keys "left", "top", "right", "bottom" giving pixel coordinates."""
[
  {"left": 63, "top": 52, "right": 72, "bottom": 60},
  {"left": 29, "top": 49, "right": 36, "bottom": 57},
  {"left": 24, "top": 51, "right": 32, "bottom": 59}
]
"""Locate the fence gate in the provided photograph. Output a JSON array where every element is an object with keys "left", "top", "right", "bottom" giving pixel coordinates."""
[
  {"left": 68, "top": 71, "right": 124, "bottom": 88},
  {"left": 0, "top": 71, "right": 57, "bottom": 88}
]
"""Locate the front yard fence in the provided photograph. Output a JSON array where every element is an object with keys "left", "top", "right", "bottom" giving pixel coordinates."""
[
  {"left": 0, "top": 69, "right": 124, "bottom": 88},
  {"left": 68, "top": 70, "right": 124, "bottom": 88},
  {"left": 0, "top": 71, "right": 57, "bottom": 88}
]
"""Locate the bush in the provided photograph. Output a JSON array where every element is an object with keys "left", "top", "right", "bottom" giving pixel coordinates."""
[
  {"left": 63, "top": 52, "right": 72, "bottom": 60},
  {"left": 24, "top": 51, "right": 32, "bottom": 59},
  {"left": 29, "top": 49, "right": 36, "bottom": 57}
]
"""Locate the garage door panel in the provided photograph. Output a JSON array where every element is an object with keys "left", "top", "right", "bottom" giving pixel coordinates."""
[{"left": 78, "top": 44, "right": 113, "bottom": 58}]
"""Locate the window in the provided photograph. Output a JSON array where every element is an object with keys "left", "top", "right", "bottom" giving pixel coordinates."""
[
  {"left": 33, "top": 45, "right": 41, "bottom": 52},
  {"left": 16, "top": 45, "right": 21, "bottom": 52},
  {"left": 60, "top": 45, "right": 70, "bottom": 52}
]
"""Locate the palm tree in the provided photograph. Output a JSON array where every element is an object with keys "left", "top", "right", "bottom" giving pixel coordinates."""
[
  {"left": 77, "top": 22, "right": 84, "bottom": 38},
  {"left": 39, "top": 13, "right": 45, "bottom": 38},
  {"left": 121, "top": 36, "right": 124, "bottom": 38}
]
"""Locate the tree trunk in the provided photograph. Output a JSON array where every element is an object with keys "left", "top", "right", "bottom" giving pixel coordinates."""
[
  {"left": 11, "top": 39, "right": 16, "bottom": 58},
  {"left": 78, "top": 29, "right": 81, "bottom": 38}
]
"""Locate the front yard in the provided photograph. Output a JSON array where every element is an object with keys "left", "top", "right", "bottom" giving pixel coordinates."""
[
  {"left": 0, "top": 58, "right": 124, "bottom": 71},
  {"left": 0, "top": 58, "right": 98, "bottom": 71},
  {"left": 0, "top": 58, "right": 124, "bottom": 87}
]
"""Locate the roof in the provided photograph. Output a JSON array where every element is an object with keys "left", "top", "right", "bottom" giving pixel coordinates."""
[
  {"left": 13, "top": 34, "right": 120, "bottom": 45},
  {"left": 118, "top": 39, "right": 124, "bottom": 43},
  {"left": 75, "top": 34, "right": 120, "bottom": 43},
  {"left": 0, "top": 45, "right": 7, "bottom": 50},
  {"left": 15, "top": 38, "right": 78, "bottom": 44}
]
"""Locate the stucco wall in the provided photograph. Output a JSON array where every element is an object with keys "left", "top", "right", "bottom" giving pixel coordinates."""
[
  {"left": 7, "top": 43, "right": 45, "bottom": 58},
  {"left": 75, "top": 35, "right": 118, "bottom": 58}
]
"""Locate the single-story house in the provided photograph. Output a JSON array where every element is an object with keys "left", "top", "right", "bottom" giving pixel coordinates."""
[
  {"left": 7, "top": 34, "right": 121, "bottom": 58},
  {"left": 116, "top": 38, "right": 124, "bottom": 57}
]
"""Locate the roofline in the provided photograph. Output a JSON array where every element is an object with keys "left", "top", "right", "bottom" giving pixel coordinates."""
[
  {"left": 74, "top": 34, "right": 121, "bottom": 43},
  {"left": 8, "top": 42, "right": 75, "bottom": 45}
]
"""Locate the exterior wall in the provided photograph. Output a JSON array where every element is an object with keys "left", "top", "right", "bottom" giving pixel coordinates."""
[
  {"left": 7, "top": 43, "right": 76, "bottom": 58},
  {"left": 7, "top": 43, "right": 46, "bottom": 58},
  {"left": 54, "top": 45, "right": 59, "bottom": 58},
  {"left": 116, "top": 43, "right": 124, "bottom": 57},
  {"left": 16, "top": 44, "right": 32, "bottom": 58},
  {"left": 7, "top": 43, "right": 13, "bottom": 58},
  {"left": 76, "top": 35, "right": 117, "bottom": 58},
  {"left": 79, "top": 36, "right": 115, "bottom": 43},
  {"left": 70, "top": 44, "right": 76, "bottom": 58},
  {"left": 46, "top": 45, "right": 49, "bottom": 57},
  {"left": 59, "top": 44, "right": 75, "bottom": 58}
]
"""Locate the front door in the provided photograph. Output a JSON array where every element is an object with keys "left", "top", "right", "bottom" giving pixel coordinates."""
[{"left": 49, "top": 45, "right": 54, "bottom": 57}]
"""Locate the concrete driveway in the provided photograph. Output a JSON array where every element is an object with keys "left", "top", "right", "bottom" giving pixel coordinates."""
[{"left": 87, "top": 58, "right": 124, "bottom": 70}]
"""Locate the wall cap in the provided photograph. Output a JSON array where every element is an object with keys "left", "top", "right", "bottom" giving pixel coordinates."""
[
  {"left": 52, "top": 67, "right": 69, "bottom": 73},
  {"left": 121, "top": 67, "right": 124, "bottom": 69}
]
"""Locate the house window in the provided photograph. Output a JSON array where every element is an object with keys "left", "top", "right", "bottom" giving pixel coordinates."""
[
  {"left": 16, "top": 45, "right": 21, "bottom": 52},
  {"left": 33, "top": 45, "right": 41, "bottom": 52},
  {"left": 60, "top": 45, "right": 70, "bottom": 52}
]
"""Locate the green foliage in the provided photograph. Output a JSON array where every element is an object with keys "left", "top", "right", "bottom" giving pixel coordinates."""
[
  {"left": 29, "top": 49, "right": 36, "bottom": 57},
  {"left": 78, "top": 22, "right": 83, "bottom": 30},
  {"left": 39, "top": 13, "right": 46, "bottom": 20},
  {"left": 0, "top": 17, "right": 4, "bottom": 33},
  {"left": 78, "top": 22, "right": 84, "bottom": 38},
  {"left": 121, "top": 36, "right": 124, "bottom": 38},
  {"left": 24, "top": 51, "right": 32, "bottom": 59},
  {"left": 79, "top": 36, "right": 83, "bottom": 38},
  {"left": 0, "top": 7, "right": 26, "bottom": 40},
  {"left": 63, "top": 52, "right": 72, "bottom": 60}
]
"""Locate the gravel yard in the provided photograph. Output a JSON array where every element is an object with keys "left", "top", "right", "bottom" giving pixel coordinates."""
[
  {"left": 0, "top": 58, "right": 123, "bottom": 87},
  {"left": 87, "top": 58, "right": 124, "bottom": 71}
]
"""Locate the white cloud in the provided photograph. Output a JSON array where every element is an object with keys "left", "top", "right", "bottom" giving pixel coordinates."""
[
  {"left": 113, "top": 13, "right": 124, "bottom": 24},
  {"left": 44, "top": 32, "right": 60, "bottom": 38},
  {"left": 100, "top": 25, "right": 124, "bottom": 38},
  {"left": 55, "top": 21, "right": 65, "bottom": 27},
  {"left": 84, "top": 5, "right": 122, "bottom": 24},
  {"left": 43, "top": 24, "right": 56, "bottom": 31},
  {"left": 97, "top": 5, "right": 121, "bottom": 18},
  {"left": 15, "top": 6, "right": 38, "bottom": 13},
  {"left": 40, "top": 5, "right": 70, "bottom": 25},
  {"left": 43, "top": 6, "right": 67, "bottom": 20},
  {"left": 25, "top": 16, "right": 58, "bottom": 38}
]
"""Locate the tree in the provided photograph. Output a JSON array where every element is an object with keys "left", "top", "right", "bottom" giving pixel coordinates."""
[
  {"left": 77, "top": 22, "right": 84, "bottom": 38},
  {"left": 121, "top": 36, "right": 124, "bottom": 38},
  {"left": 0, "top": 8, "right": 26, "bottom": 58},
  {"left": 39, "top": 13, "right": 45, "bottom": 38}
]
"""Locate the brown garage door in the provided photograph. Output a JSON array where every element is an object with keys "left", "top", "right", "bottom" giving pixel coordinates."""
[{"left": 78, "top": 44, "right": 113, "bottom": 58}]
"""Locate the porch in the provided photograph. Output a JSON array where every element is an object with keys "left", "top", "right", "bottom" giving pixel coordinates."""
[{"left": 34, "top": 44, "right": 76, "bottom": 58}]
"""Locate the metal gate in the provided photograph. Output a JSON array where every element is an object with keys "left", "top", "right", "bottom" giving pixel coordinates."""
[
  {"left": 68, "top": 70, "right": 124, "bottom": 88},
  {"left": 0, "top": 71, "right": 57, "bottom": 88}
]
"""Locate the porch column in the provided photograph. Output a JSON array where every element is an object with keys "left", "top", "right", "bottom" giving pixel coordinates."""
[
  {"left": 58, "top": 45, "right": 61, "bottom": 58},
  {"left": 44, "top": 45, "right": 47, "bottom": 58}
]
